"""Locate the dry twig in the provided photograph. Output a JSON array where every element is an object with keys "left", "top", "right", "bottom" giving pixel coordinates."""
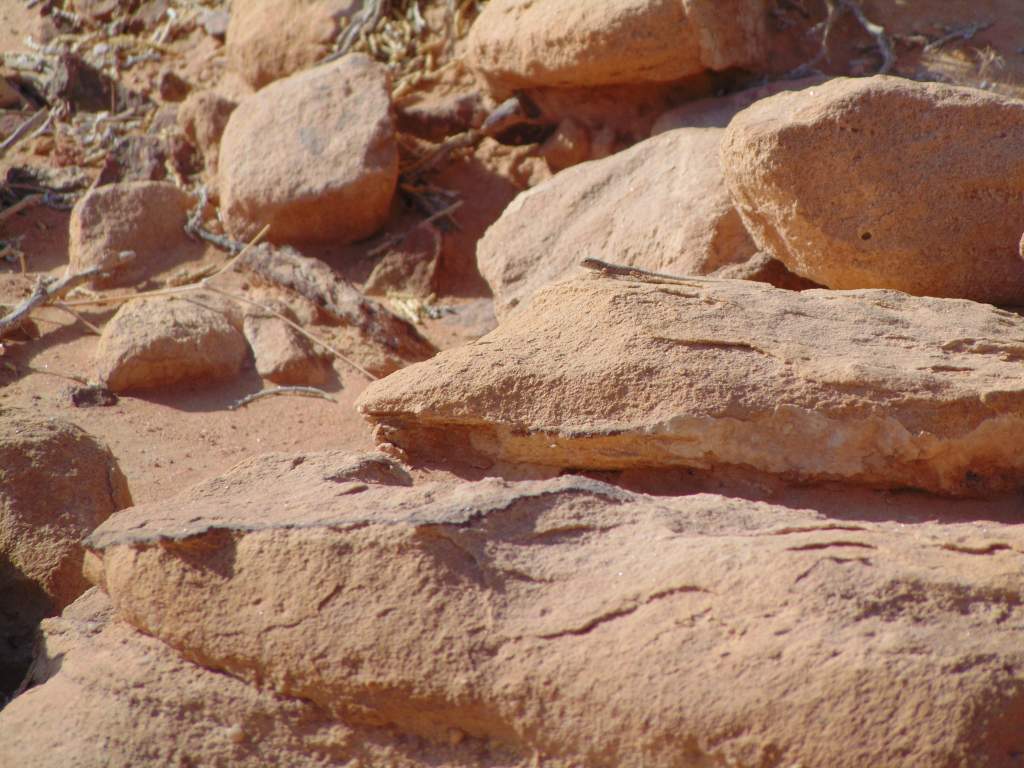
[{"left": 230, "top": 386, "right": 338, "bottom": 410}]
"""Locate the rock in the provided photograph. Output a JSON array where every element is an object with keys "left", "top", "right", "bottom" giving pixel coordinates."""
[
  {"left": 239, "top": 244, "right": 435, "bottom": 377},
  {"left": 0, "top": 411, "right": 130, "bottom": 695},
  {"left": 176, "top": 90, "right": 236, "bottom": 176},
  {"left": 468, "top": 0, "right": 770, "bottom": 91},
  {"left": 710, "top": 250, "right": 821, "bottom": 291},
  {"left": 127, "top": 0, "right": 170, "bottom": 32},
  {"left": 157, "top": 69, "right": 190, "bottom": 102},
  {"left": 721, "top": 75, "right": 1024, "bottom": 304},
  {"left": 243, "top": 301, "right": 328, "bottom": 386},
  {"left": 363, "top": 224, "right": 440, "bottom": 299},
  {"left": 70, "top": 451, "right": 1024, "bottom": 766},
  {"left": 71, "top": 0, "right": 120, "bottom": 26},
  {"left": 226, "top": 0, "right": 359, "bottom": 89},
  {"left": 478, "top": 128, "right": 757, "bottom": 319},
  {"left": 219, "top": 54, "right": 398, "bottom": 245},
  {"left": 46, "top": 53, "right": 143, "bottom": 114},
  {"left": 0, "top": 77, "right": 20, "bottom": 109},
  {"left": 394, "top": 61, "right": 489, "bottom": 142},
  {"left": 359, "top": 273, "right": 1024, "bottom": 497},
  {"left": 95, "top": 294, "right": 249, "bottom": 393},
  {"left": 93, "top": 135, "right": 168, "bottom": 186},
  {"left": 200, "top": 8, "right": 230, "bottom": 40},
  {"left": 68, "top": 181, "right": 200, "bottom": 288},
  {"left": 540, "top": 117, "right": 591, "bottom": 172}
]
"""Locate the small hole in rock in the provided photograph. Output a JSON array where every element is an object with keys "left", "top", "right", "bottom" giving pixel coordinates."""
[{"left": 860, "top": 232, "right": 872, "bottom": 241}]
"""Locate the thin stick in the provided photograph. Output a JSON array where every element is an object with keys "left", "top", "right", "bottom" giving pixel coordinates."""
[
  {"left": 0, "top": 194, "right": 43, "bottom": 227},
  {"left": 230, "top": 386, "right": 338, "bottom": 410},
  {"left": 0, "top": 109, "right": 49, "bottom": 156},
  {"left": 367, "top": 199, "right": 463, "bottom": 256},
  {"left": 53, "top": 301, "right": 103, "bottom": 335}
]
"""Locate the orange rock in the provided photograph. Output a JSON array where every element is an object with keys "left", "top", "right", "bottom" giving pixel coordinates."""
[
  {"left": 721, "top": 75, "right": 1024, "bottom": 303},
  {"left": 176, "top": 90, "right": 236, "bottom": 176},
  {"left": 218, "top": 54, "right": 398, "bottom": 245},
  {"left": 226, "top": 0, "right": 358, "bottom": 89},
  {"left": 359, "top": 273, "right": 1024, "bottom": 497},
  {"left": 468, "top": 0, "right": 770, "bottom": 91},
  {"left": 477, "top": 127, "right": 758, "bottom": 319}
]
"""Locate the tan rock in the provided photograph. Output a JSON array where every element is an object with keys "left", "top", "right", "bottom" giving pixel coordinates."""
[
  {"left": 721, "top": 75, "right": 1024, "bottom": 304},
  {"left": 76, "top": 452, "right": 1024, "bottom": 766},
  {"left": 176, "top": 89, "right": 236, "bottom": 176},
  {"left": 95, "top": 294, "right": 249, "bottom": 393},
  {"left": 477, "top": 128, "right": 757, "bottom": 319},
  {"left": 219, "top": 54, "right": 398, "bottom": 244},
  {"left": 226, "top": 0, "right": 358, "bottom": 89},
  {"left": 360, "top": 273, "right": 1024, "bottom": 497},
  {"left": 468, "top": 0, "right": 770, "bottom": 91},
  {"left": 0, "top": 76, "right": 20, "bottom": 109},
  {"left": 238, "top": 244, "right": 435, "bottom": 377},
  {"left": 540, "top": 116, "right": 591, "bottom": 172},
  {"left": 68, "top": 181, "right": 200, "bottom": 289},
  {"left": 0, "top": 411, "right": 130, "bottom": 694},
  {"left": 243, "top": 301, "right": 328, "bottom": 386},
  {"left": 363, "top": 223, "right": 440, "bottom": 299}
]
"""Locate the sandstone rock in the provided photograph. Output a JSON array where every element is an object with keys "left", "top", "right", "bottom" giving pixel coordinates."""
[
  {"left": 363, "top": 224, "right": 441, "bottom": 299},
  {"left": 721, "top": 75, "right": 1024, "bottom": 304},
  {"left": 359, "top": 273, "right": 1024, "bottom": 497},
  {"left": 478, "top": 128, "right": 757, "bottom": 319},
  {"left": 219, "top": 54, "right": 398, "bottom": 244},
  {"left": 710, "top": 250, "right": 821, "bottom": 291},
  {"left": 239, "top": 244, "right": 435, "bottom": 377},
  {"left": 176, "top": 90, "right": 236, "bottom": 176},
  {"left": 243, "top": 301, "right": 328, "bottom": 386},
  {"left": 0, "top": 77, "right": 20, "bottom": 109},
  {"left": 468, "top": 0, "right": 770, "bottom": 91},
  {"left": 540, "top": 116, "right": 591, "bottom": 172},
  {"left": 68, "top": 181, "right": 200, "bottom": 288},
  {"left": 226, "top": 0, "right": 358, "bottom": 89},
  {"left": 74, "top": 451, "right": 1024, "bottom": 766},
  {"left": 95, "top": 294, "right": 249, "bottom": 393},
  {"left": 0, "top": 411, "right": 130, "bottom": 694}
]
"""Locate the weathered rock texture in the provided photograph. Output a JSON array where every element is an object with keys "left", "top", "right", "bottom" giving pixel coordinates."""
[
  {"left": 468, "top": 0, "right": 770, "bottom": 91},
  {"left": 219, "top": 54, "right": 398, "bottom": 244},
  {"left": 30, "top": 451, "right": 1022, "bottom": 767},
  {"left": 477, "top": 128, "right": 758, "bottom": 318},
  {"left": 226, "top": 0, "right": 358, "bottom": 89},
  {"left": 0, "top": 411, "right": 130, "bottom": 694},
  {"left": 176, "top": 89, "right": 236, "bottom": 176},
  {"left": 359, "top": 274, "right": 1024, "bottom": 497},
  {"left": 95, "top": 294, "right": 249, "bottom": 393},
  {"left": 68, "top": 181, "right": 198, "bottom": 288},
  {"left": 243, "top": 302, "right": 328, "bottom": 386},
  {"left": 238, "top": 244, "right": 435, "bottom": 377},
  {"left": 721, "top": 75, "right": 1024, "bottom": 304}
]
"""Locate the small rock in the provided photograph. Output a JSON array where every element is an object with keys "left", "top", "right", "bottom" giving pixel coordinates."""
[
  {"left": 95, "top": 295, "right": 249, "bottom": 393},
  {"left": 358, "top": 274, "right": 1024, "bottom": 497},
  {"left": 0, "top": 410, "right": 130, "bottom": 695},
  {"left": 468, "top": 0, "right": 770, "bottom": 91},
  {"left": 46, "top": 53, "right": 143, "bottom": 114},
  {"left": 0, "top": 77, "right": 20, "bottom": 109},
  {"left": 67, "top": 384, "right": 119, "bottom": 408},
  {"left": 226, "top": 0, "right": 360, "bottom": 89},
  {"left": 243, "top": 301, "right": 328, "bottom": 386},
  {"left": 219, "top": 54, "right": 398, "bottom": 244},
  {"left": 176, "top": 90, "right": 236, "bottom": 176},
  {"left": 128, "top": 0, "right": 170, "bottom": 32},
  {"left": 157, "top": 70, "right": 190, "bottom": 103},
  {"left": 200, "top": 9, "right": 230, "bottom": 40},
  {"left": 710, "top": 251, "right": 821, "bottom": 291},
  {"left": 721, "top": 75, "right": 1024, "bottom": 303},
  {"left": 478, "top": 127, "right": 757, "bottom": 319},
  {"left": 363, "top": 224, "right": 441, "bottom": 299},
  {"left": 68, "top": 181, "right": 199, "bottom": 288},
  {"left": 72, "top": 0, "right": 121, "bottom": 25},
  {"left": 94, "top": 134, "right": 168, "bottom": 186},
  {"left": 540, "top": 117, "right": 591, "bottom": 172}
]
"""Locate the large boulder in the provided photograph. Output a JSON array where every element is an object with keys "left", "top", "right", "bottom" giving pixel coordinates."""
[
  {"left": 219, "top": 54, "right": 398, "bottom": 245},
  {"left": 468, "top": 0, "right": 770, "bottom": 91},
  {"left": 68, "top": 181, "right": 199, "bottom": 288},
  {"left": 0, "top": 411, "right": 130, "bottom": 695},
  {"left": 226, "top": 0, "right": 359, "bottom": 89},
  {"left": 359, "top": 272, "right": 1024, "bottom": 497},
  {"left": 721, "top": 75, "right": 1024, "bottom": 304},
  {"left": 44, "top": 450, "right": 1024, "bottom": 767},
  {"left": 95, "top": 294, "right": 249, "bottom": 393},
  {"left": 477, "top": 128, "right": 759, "bottom": 319}
]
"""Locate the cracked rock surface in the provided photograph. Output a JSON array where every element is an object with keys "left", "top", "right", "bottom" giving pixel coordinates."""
[{"left": 8, "top": 449, "right": 1020, "bottom": 767}]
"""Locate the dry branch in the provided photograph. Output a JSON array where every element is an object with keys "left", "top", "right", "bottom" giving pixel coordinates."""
[{"left": 230, "top": 386, "right": 338, "bottom": 410}]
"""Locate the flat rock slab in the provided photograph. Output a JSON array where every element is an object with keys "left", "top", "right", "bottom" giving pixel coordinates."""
[
  {"left": 721, "top": 75, "right": 1024, "bottom": 304},
  {"left": 73, "top": 451, "right": 1024, "bottom": 767},
  {"left": 359, "top": 273, "right": 1024, "bottom": 497}
]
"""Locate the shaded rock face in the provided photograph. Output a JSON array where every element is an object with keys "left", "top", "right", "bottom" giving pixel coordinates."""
[
  {"left": 467, "top": 0, "right": 770, "bottom": 91},
  {"left": 218, "top": 54, "right": 399, "bottom": 245},
  {"left": 359, "top": 274, "right": 1024, "bottom": 497},
  {"left": 226, "top": 0, "right": 358, "bottom": 89},
  {"left": 477, "top": 128, "right": 758, "bottom": 319},
  {"left": 36, "top": 451, "right": 1023, "bottom": 767},
  {"left": 176, "top": 89, "right": 236, "bottom": 176},
  {"left": 721, "top": 75, "right": 1024, "bottom": 304},
  {"left": 95, "top": 294, "right": 249, "bottom": 393},
  {"left": 68, "top": 181, "right": 198, "bottom": 288},
  {"left": 0, "top": 411, "right": 130, "bottom": 696}
]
